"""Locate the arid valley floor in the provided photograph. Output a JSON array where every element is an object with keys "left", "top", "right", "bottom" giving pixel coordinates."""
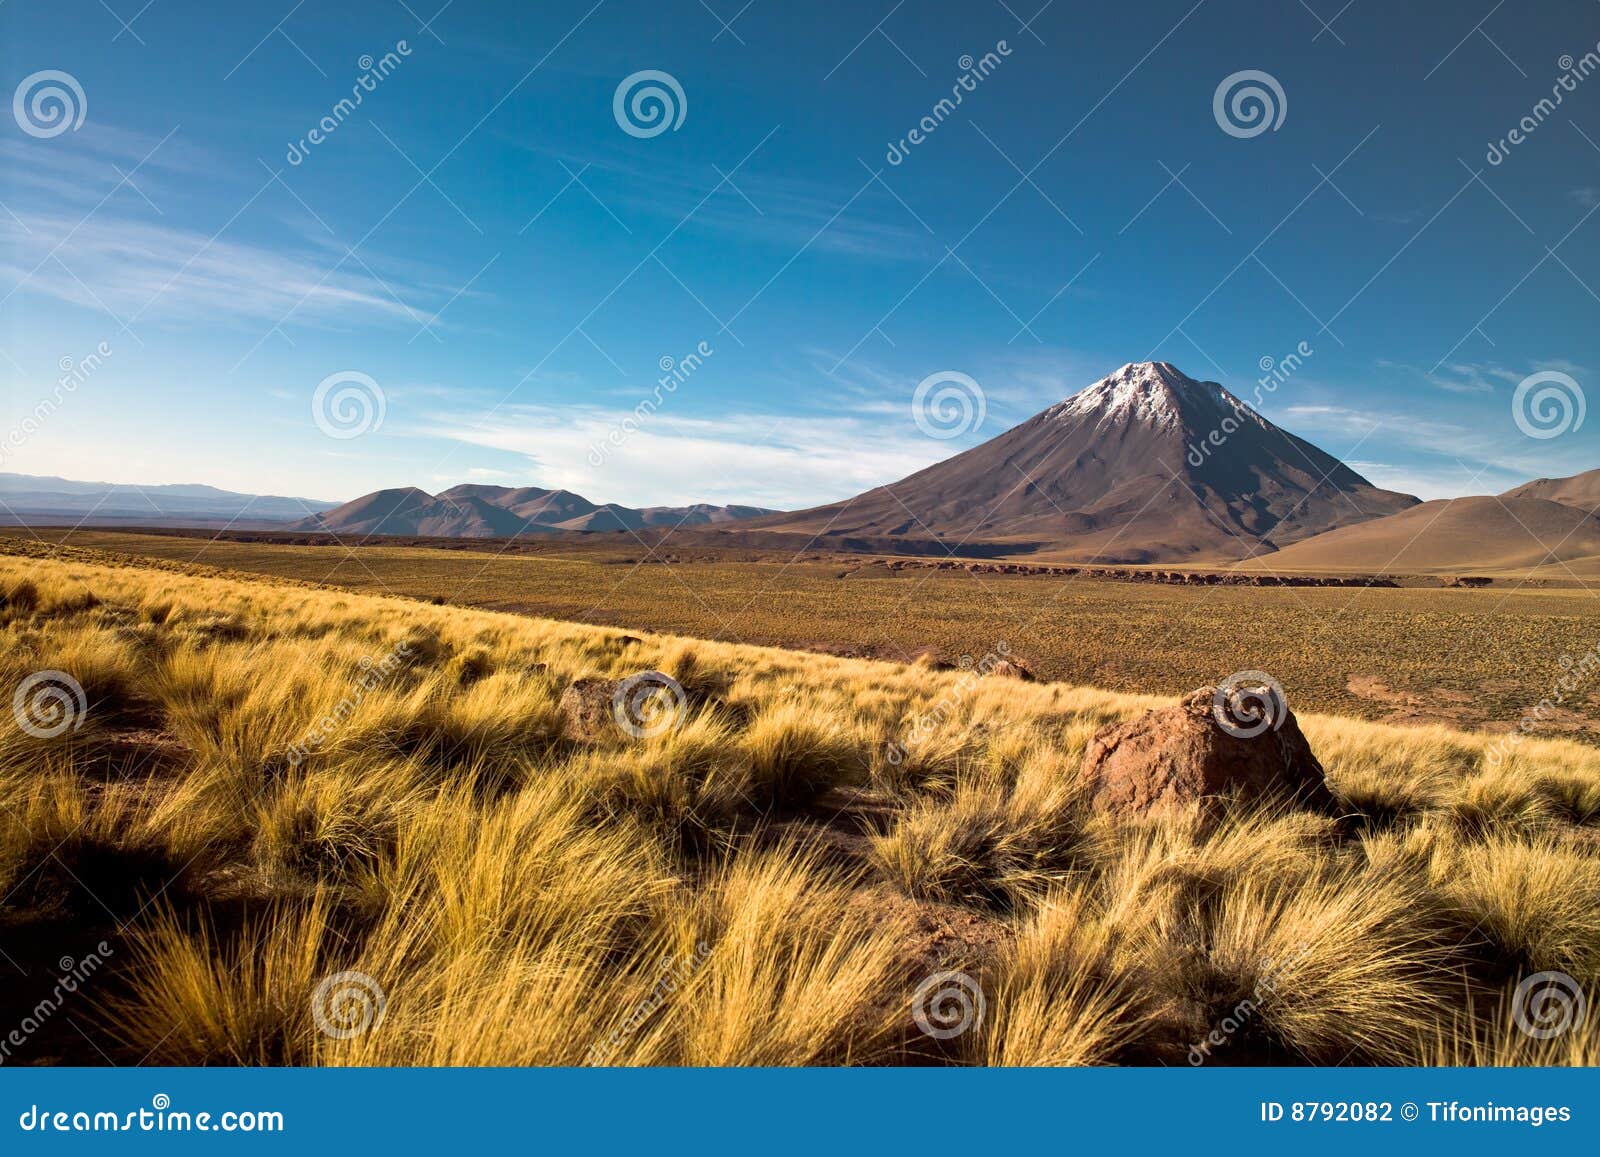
[
  {"left": 11, "top": 527, "right": 1600, "bottom": 740},
  {"left": 1, "top": 532, "right": 1598, "bottom": 1066}
]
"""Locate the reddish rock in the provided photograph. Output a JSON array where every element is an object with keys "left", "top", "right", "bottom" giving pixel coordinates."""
[{"left": 1081, "top": 686, "right": 1336, "bottom": 817}]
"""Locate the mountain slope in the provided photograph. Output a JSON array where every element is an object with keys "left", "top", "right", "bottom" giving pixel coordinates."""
[
  {"left": 1502, "top": 467, "right": 1600, "bottom": 510},
  {"left": 286, "top": 488, "right": 533, "bottom": 538},
  {"left": 436, "top": 485, "right": 602, "bottom": 526},
  {"left": 1255, "top": 495, "right": 1600, "bottom": 574},
  {"left": 746, "top": 362, "right": 1419, "bottom": 562},
  {"left": 289, "top": 485, "right": 777, "bottom": 538}
]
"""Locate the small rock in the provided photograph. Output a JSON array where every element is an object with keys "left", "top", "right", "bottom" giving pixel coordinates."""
[
  {"left": 558, "top": 677, "right": 621, "bottom": 741},
  {"left": 909, "top": 648, "right": 958, "bottom": 671},
  {"left": 985, "top": 658, "right": 1035, "bottom": 681},
  {"left": 1081, "top": 685, "right": 1336, "bottom": 818}
]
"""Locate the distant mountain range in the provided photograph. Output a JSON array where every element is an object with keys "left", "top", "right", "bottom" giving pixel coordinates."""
[
  {"left": 0, "top": 473, "right": 338, "bottom": 526},
  {"left": 286, "top": 485, "right": 776, "bottom": 538},
  {"left": 743, "top": 361, "right": 1420, "bottom": 562},
  {"left": 10, "top": 363, "right": 1598, "bottom": 574}
]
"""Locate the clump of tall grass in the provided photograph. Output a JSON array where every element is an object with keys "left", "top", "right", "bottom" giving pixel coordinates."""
[{"left": 870, "top": 755, "right": 1091, "bottom": 911}]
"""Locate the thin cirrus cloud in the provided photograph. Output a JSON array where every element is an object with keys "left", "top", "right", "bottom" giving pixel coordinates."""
[
  {"left": 419, "top": 401, "right": 950, "bottom": 510},
  {"left": 1374, "top": 358, "right": 1507, "bottom": 395},
  {"left": 1375, "top": 358, "right": 1591, "bottom": 397},
  {"left": 0, "top": 210, "right": 439, "bottom": 330},
  {"left": 1283, "top": 402, "right": 1590, "bottom": 499},
  {"left": 1, "top": 131, "right": 440, "bottom": 330}
]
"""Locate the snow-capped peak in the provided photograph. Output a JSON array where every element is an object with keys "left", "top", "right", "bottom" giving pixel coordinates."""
[{"left": 1051, "top": 361, "right": 1268, "bottom": 432}]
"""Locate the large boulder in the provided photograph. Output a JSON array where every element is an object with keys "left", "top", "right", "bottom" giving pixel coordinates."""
[{"left": 1081, "top": 683, "right": 1337, "bottom": 818}]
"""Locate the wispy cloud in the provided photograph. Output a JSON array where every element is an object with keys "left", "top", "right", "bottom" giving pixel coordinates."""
[
  {"left": 0, "top": 124, "right": 215, "bottom": 207},
  {"left": 416, "top": 401, "right": 950, "bottom": 510},
  {"left": 801, "top": 345, "right": 1114, "bottom": 426},
  {"left": 1282, "top": 401, "right": 1593, "bottom": 498},
  {"left": 0, "top": 211, "right": 440, "bottom": 330},
  {"left": 0, "top": 128, "right": 443, "bottom": 331},
  {"left": 1376, "top": 358, "right": 1592, "bottom": 397},
  {"left": 1376, "top": 358, "right": 1507, "bottom": 395}
]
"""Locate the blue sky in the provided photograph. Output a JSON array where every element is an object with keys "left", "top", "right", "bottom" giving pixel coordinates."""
[{"left": 2, "top": 0, "right": 1598, "bottom": 508}]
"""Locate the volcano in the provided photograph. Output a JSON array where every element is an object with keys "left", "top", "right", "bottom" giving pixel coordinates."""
[{"left": 747, "top": 361, "right": 1419, "bottom": 563}]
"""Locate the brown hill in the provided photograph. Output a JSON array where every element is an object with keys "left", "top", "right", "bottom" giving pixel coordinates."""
[
  {"left": 1501, "top": 467, "right": 1600, "bottom": 510},
  {"left": 744, "top": 362, "right": 1418, "bottom": 563},
  {"left": 1254, "top": 495, "right": 1600, "bottom": 574},
  {"left": 286, "top": 488, "right": 532, "bottom": 538},
  {"left": 288, "top": 485, "right": 775, "bottom": 539}
]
